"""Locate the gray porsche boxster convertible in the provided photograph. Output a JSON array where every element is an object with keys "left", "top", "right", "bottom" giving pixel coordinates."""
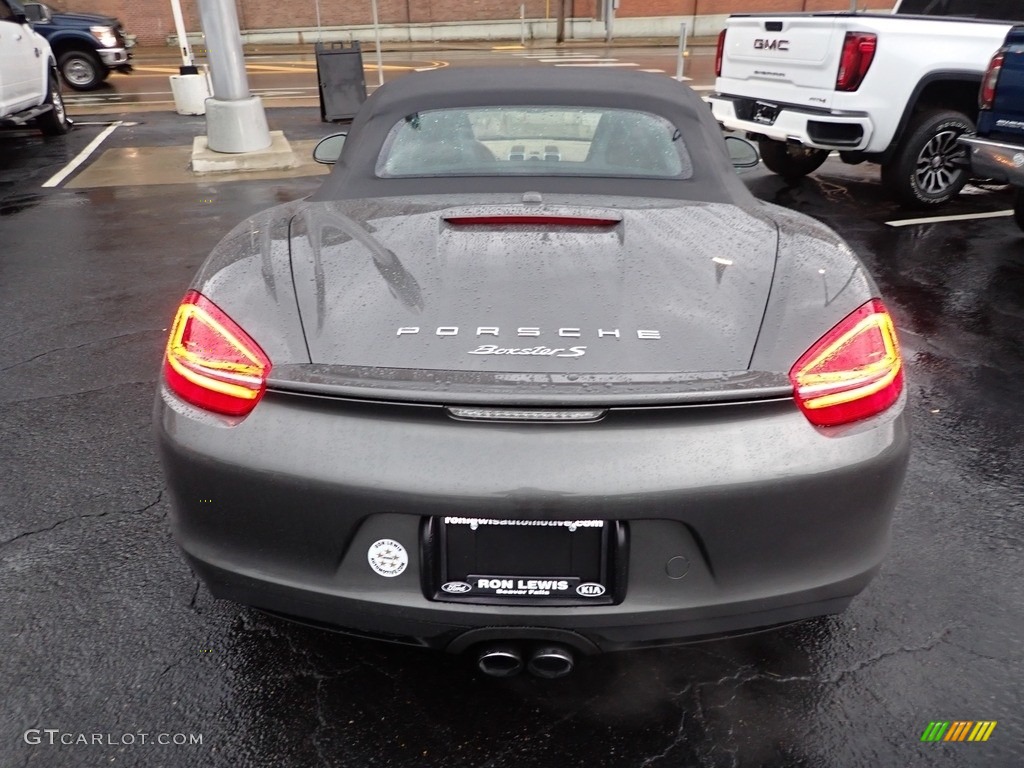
[{"left": 155, "top": 68, "right": 909, "bottom": 678}]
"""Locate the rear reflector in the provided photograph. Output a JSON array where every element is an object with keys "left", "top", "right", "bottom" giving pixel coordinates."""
[
  {"left": 444, "top": 215, "right": 620, "bottom": 227},
  {"left": 835, "top": 32, "right": 877, "bottom": 92},
  {"left": 789, "top": 299, "right": 903, "bottom": 427},
  {"left": 715, "top": 29, "right": 727, "bottom": 77},
  {"left": 163, "top": 290, "right": 271, "bottom": 417}
]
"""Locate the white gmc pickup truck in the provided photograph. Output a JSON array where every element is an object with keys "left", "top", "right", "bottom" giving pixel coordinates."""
[
  {"left": 709, "top": 0, "right": 1021, "bottom": 207},
  {"left": 0, "top": 0, "right": 70, "bottom": 136}
]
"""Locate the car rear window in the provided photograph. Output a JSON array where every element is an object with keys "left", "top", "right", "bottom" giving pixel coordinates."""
[{"left": 375, "top": 106, "right": 693, "bottom": 179}]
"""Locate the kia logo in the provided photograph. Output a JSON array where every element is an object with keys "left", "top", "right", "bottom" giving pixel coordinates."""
[
  {"left": 441, "top": 581, "right": 472, "bottom": 594},
  {"left": 576, "top": 583, "right": 606, "bottom": 597}
]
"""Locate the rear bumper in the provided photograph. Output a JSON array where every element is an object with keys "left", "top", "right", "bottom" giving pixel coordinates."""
[
  {"left": 960, "top": 136, "right": 1024, "bottom": 186},
  {"left": 188, "top": 552, "right": 867, "bottom": 652},
  {"left": 155, "top": 386, "right": 910, "bottom": 653},
  {"left": 710, "top": 93, "right": 873, "bottom": 152}
]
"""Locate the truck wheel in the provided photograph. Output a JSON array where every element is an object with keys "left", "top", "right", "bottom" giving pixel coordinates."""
[
  {"left": 36, "top": 72, "right": 71, "bottom": 136},
  {"left": 59, "top": 50, "right": 103, "bottom": 91},
  {"left": 882, "top": 109, "right": 974, "bottom": 208},
  {"left": 758, "top": 139, "right": 829, "bottom": 181},
  {"left": 1014, "top": 188, "right": 1024, "bottom": 233}
]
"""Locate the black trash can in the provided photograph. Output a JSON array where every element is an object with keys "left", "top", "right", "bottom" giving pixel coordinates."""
[{"left": 315, "top": 41, "right": 368, "bottom": 122}]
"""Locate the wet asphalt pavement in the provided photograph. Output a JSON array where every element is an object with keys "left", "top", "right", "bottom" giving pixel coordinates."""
[{"left": 1, "top": 110, "right": 1022, "bottom": 768}]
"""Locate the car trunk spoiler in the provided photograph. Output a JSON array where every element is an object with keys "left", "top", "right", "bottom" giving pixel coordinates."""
[{"left": 267, "top": 364, "right": 794, "bottom": 407}]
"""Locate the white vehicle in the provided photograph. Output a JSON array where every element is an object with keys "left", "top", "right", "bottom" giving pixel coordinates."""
[
  {"left": 0, "top": 0, "right": 70, "bottom": 135},
  {"left": 708, "top": 0, "right": 1020, "bottom": 207}
]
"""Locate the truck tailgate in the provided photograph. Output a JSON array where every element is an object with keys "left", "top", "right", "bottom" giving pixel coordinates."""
[{"left": 719, "top": 16, "right": 841, "bottom": 109}]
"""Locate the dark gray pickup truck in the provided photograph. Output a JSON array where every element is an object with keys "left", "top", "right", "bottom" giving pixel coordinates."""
[{"left": 961, "top": 25, "right": 1024, "bottom": 231}]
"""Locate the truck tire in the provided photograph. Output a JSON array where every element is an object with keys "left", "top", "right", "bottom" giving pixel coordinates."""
[
  {"left": 36, "top": 72, "right": 71, "bottom": 136},
  {"left": 59, "top": 50, "right": 103, "bottom": 91},
  {"left": 1014, "top": 188, "right": 1024, "bottom": 233},
  {"left": 758, "top": 139, "right": 829, "bottom": 181},
  {"left": 882, "top": 109, "right": 974, "bottom": 208}
]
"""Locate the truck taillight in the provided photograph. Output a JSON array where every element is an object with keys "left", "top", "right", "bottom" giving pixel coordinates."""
[
  {"left": 835, "top": 32, "right": 877, "bottom": 92},
  {"left": 980, "top": 51, "right": 1004, "bottom": 110},
  {"left": 715, "top": 29, "right": 727, "bottom": 77}
]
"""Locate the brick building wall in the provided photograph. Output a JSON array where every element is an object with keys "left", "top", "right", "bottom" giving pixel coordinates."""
[{"left": 54, "top": 0, "right": 894, "bottom": 45}]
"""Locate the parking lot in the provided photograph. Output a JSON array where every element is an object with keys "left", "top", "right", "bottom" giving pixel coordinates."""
[{"left": 2, "top": 53, "right": 1023, "bottom": 767}]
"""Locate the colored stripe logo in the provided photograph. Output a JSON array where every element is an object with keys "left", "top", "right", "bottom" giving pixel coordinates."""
[{"left": 921, "top": 721, "right": 997, "bottom": 742}]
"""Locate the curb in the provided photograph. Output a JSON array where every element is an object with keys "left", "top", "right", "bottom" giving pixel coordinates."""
[{"left": 131, "top": 37, "right": 718, "bottom": 62}]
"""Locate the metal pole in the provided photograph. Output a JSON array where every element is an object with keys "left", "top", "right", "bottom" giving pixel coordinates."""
[
  {"left": 169, "top": 0, "right": 194, "bottom": 68},
  {"left": 371, "top": 0, "right": 384, "bottom": 88},
  {"left": 674, "top": 22, "right": 688, "bottom": 81},
  {"left": 314, "top": 0, "right": 323, "bottom": 43},
  {"left": 605, "top": 0, "right": 615, "bottom": 44},
  {"left": 520, "top": 4, "right": 525, "bottom": 46},
  {"left": 197, "top": 0, "right": 250, "bottom": 101},
  {"left": 197, "top": 0, "right": 271, "bottom": 152}
]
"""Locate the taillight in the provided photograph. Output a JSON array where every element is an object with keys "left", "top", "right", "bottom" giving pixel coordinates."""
[
  {"left": 715, "top": 29, "right": 727, "bottom": 77},
  {"left": 163, "top": 290, "right": 271, "bottom": 417},
  {"left": 789, "top": 299, "right": 903, "bottom": 427},
  {"left": 835, "top": 32, "right": 877, "bottom": 92},
  {"left": 980, "top": 51, "right": 1004, "bottom": 109}
]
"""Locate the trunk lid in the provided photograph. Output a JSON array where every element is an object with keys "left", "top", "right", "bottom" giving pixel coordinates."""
[
  {"left": 287, "top": 198, "right": 778, "bottom": 377},
  {"left": 719, "top": 15, "right": 842, "bottom": 108}
]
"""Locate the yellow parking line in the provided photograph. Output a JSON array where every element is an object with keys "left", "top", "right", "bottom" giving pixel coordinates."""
[
  {"left": 244, "top": 64, "right": 319, "bottom": 72},
  {"left": 130, "top": 66, "right": 184, "bottom": 74}
]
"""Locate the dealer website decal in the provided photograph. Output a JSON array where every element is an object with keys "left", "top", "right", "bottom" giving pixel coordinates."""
[
  {"left": 444, "top": 517, "right": 603, "bottom": 531},
  {"left": 920, "top": 721, "right": 997, "bottom": 742}
]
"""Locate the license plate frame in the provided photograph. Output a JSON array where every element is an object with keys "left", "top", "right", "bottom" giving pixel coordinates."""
[{"left": 423, "top": 517, "right": 626, "bottom": 606}]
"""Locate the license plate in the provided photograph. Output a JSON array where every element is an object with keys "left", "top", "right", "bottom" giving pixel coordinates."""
[{"left": 752, "top": 101, "right": 780, "bottom": 126}]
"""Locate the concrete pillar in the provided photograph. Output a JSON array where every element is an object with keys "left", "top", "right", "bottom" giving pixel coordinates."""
[{"left": 197, "top": 0, "right": 271, "bottom": 153}]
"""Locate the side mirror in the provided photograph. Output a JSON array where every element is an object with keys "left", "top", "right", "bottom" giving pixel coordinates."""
[
  {"left": 23, "top": 3, "right": 46, "bottom": 23},
  {"left": 724, "top": 136, "right": 760, "bottom": 171},
  {"left": 313, "top": 133, "right": 347, "bottom": 165}
]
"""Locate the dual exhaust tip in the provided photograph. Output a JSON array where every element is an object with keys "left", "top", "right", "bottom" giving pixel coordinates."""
[{"left": 477, "top": 643, "right": 575, "bottom": 679}]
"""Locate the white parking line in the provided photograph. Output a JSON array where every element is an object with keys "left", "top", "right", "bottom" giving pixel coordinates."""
[
  {"left": 537, "top": 57, "right": 619, "bottom": 63},
  {"left": 886, "top": 210, "right": 1014, "bottom": 227},
  {"left": 42, "top": 121, "right": 122, "bottom": 188},
  {"left": 71, "top": 121, "right": 139, "bottom": 126},
  {"left": 514, "top": 53, "right": 599, "bottom": 58},
  {"left": 553, "top": 62, "right": 638, "bottom": 67}
]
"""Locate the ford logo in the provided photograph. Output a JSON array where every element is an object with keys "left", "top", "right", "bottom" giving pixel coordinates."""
[
  {"left": 576, "top": 583, "right": 606, "bottom": 597},
  {"left": 441, "top": 581, "right": 472, "bottom": 594}
]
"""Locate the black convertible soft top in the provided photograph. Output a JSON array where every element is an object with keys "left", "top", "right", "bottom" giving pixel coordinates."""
[{"left": 311, "top": 67, "right": 757, "bottom": 205}]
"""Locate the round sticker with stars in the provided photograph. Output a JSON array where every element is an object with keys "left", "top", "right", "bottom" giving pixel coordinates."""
[{"left": 367, "top": 539, "right": 408, "bottom": 577}]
